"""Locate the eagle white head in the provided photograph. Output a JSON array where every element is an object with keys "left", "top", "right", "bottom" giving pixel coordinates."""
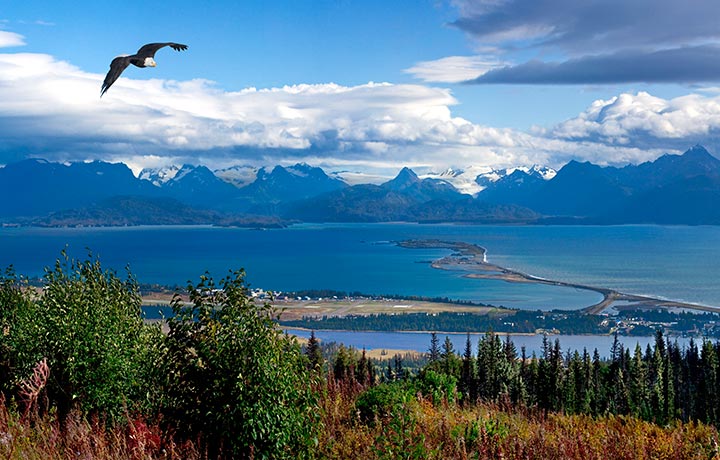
[{"left": 144, "top": 57, "right": 157, "bottom": 67}]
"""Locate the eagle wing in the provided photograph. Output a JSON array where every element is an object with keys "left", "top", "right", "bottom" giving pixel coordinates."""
[
  {"left": 101, "top": 55, "right": 132, "bottom": 97},
  {"left": 135, "top": 42, "right": 188, "bottom": 59}
]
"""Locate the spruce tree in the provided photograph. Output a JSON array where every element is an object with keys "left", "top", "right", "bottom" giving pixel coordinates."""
[
  {"left": 429, "top": 332, "right": 440, "bottom": 363},
  {"left": 305, "top": 330, "right": 323, "bottom": 372},
  {"left": 460, "top": 333, "right": 476, "bottom": 402}
]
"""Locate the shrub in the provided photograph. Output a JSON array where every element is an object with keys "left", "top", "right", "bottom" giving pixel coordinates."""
[
  {"left": 416, "top": 369, "right": 458, "bottom": 405},
  {"left": 0, "top": 267, "right": 34, "bottom": 397},
  {"left": 2, "top": 252, "right": 153, "bottom": 420},
  {"left": 160, "top": 270, "right": 318, "bottom": 459},
  {"left": 355, "top": 381, "right": 415, "bottom": 423}
]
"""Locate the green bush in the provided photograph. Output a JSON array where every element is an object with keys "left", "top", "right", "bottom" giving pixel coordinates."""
[
  {"left": 355, "top": 381, "right": 414, "bottom": 423},
  {"left": 0, "top": 267, "right": 34, "bottom": 397},
  {"left": 416, "top": 369, "right": 457, "bottom": 405},
  {"left": 1, "top": 252, "right": 154, "bottom": 420},
  {"left": 160, "top": 270, "right": 318, "bottom": 459}
]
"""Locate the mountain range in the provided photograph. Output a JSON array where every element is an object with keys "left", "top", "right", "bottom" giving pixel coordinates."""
[{"left": 1, "top": 145, "right": 718, "bottom": 226}]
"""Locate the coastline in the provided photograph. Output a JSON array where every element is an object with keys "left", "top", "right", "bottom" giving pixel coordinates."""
[{"left": 397, "top": 239, "right": 720, "bottom": 314}]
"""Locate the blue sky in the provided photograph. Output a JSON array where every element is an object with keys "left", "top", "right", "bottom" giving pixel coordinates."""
[{"left": 2, "top": 0, "right": 720, "bottom": 179}]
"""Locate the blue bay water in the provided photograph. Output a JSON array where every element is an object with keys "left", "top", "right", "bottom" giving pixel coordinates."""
[{"left": 0, "top": 223, "right": 718, "bottom": 310}]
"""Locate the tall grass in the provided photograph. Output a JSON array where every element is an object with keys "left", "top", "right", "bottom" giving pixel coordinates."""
[
  {"left": 316, "top": 377, "right": 720, "bottom": 460},
  {"left": 2, "top": 375, "right": 720, "bottom": 459}
]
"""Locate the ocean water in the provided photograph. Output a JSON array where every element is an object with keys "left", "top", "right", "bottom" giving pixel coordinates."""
[{"left": 0, "top": 223, "right": 718, "bottom": 309}]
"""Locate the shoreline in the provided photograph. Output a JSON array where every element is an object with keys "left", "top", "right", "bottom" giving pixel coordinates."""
[{"left": 397, "top": 239, "right": 720, "bottom": 315}]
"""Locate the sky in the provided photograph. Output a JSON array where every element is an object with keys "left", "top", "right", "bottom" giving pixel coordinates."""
[{"left": 3, "top": 0, "right": 720, "bottom": 180}]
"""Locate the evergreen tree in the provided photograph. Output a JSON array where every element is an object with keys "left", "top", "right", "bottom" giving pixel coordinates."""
[
  {"left": 650, "top": 330, "right": 667, "bottom": 424},
  {"left": 477, "top": 331, "right": 505, "bottom": 401},
  {"left": 357, "top": 348, "right": 374, "bottom": 386},
  {"left": 681, "top": 338, "right": 700, "bottom": 421},
  {"left": 563, "top": 351, "right": 581, "bottom": 414},
  {"left": 333, "top": 345, "right": 356, "bottom": 382},
  {"left": 385, "top": 360, "right": 394, "bottom": 382},
  {"left": 628, "top": 344, "right": 651, "bottom": 420},
  {"left": 699, "top": 340, "right": 719, "bottom": 424},
  {"left": 579, "top": 348, "right": 594, "bottom": 414},
  {"left": 608, "top": 336, "right": 629, "bottom": 414},
  {"left": 591, "top": 348, "right": 604, "bottom": 415},
  {"left": 394, "top": 354, "right": 406, "bottom": 381},
  {"left": 459, "top": 333, "right": 476, "bottom": 402},
  {"left": 441, "top": 336, "right": 460, "bottom": 376},
  {"left": 305, "top": 330, "right": 323, "bottom": 372},
  {"left": 429, "top": 332, "right": 440, "bottom": 363}
]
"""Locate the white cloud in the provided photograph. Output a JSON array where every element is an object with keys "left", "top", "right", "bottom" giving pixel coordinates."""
[
  {"left": 0, "top": 49, "right": 713, "bottom": 179},
  {"left": 0, "top": 31, "right": 25, "bottom": 48},
  {"left": 0, "top": 50, "right": 558, "bottom": 172},
  {"left": 404, "top": 55, "right": 503, "bottom": 83},
  {"left": 552, "top": 91, "right": 720, "bottom": 150}
]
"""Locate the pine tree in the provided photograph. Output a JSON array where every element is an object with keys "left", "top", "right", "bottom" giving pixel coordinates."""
[
  {"left": 394, "top": 354, "right": 406, "bottom": 381},
  {"left": 305, "top": 330, "right": 323, "bottom": 372},
  {"left": 591, "top": 348, "right": 604, "bottom": 415},
  {"left": 628, "top": 343, "right": 651, "bottom": 420},
  {"left": 564, "top": 351, "right": 581, "bottom": 414},
  {"left": 699, "top": 340, "right": 719, "bottom": 424},
  {"left": 681, "top": 338, "right": 700, "bottom": 421},
  {"left": 333, "top": 345, "right": 356, "bottom": 382},
  {"left": 459, "top": 333, "right": 476, "bottom": 402},
  {"left": 650, "top": 330, "right": 667, "bottom": 424},
  {"left": 357, "top": 348, "right": 374, "bottom": 386},
  {"left": 429, "top": 332, "right": 440, "bottom": 363},
  {"left": 579, "top": 348, "right": 594, "bottom": 414},
  {"left": 441, "top": 336, "right": 460, "bottom": 376}
]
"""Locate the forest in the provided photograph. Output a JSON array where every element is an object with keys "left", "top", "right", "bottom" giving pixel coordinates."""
[
  {"left": 282, "top": 307, "right": 720, "bottom": 337},
  {"left": 1, "top": 253, "right": 719, "bottom": 459}
]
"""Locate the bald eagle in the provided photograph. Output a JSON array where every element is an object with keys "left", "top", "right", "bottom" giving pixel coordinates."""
[{"left": 100, "top": 42, "right": 188, "bottom": 97}]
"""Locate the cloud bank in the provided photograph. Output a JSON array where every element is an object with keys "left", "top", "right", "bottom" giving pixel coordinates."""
[
  {"left": 468, "top": 46, "right": 720, "bottom": 85},
  {"left": 1, "top": 49, "right": 718, "bottom": 177},
  {"left": 0, "top": 50, "right": 561, "bottom": 173},
  {"left": 407, "top": 0, "right": 720, "bottom": 85}
]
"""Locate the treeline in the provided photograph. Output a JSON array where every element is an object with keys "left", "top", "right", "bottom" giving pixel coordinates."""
[
  {"left": 317, "top": 329, "right": 720, "bottom": 427},
  {"left": 619, "top": 308, "right": 720, "bottom": 334},
  {"left": 282, "top": 310, "right": 612, "bottom": 334}
]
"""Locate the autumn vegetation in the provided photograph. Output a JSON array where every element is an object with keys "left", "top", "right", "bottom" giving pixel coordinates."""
[{"left": 1, "top": 253, "right": 719, "bottom": 459}]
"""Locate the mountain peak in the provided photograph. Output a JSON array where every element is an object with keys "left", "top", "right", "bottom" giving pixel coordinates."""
[
  {"left": 383, "top": 167, "right": 420, "bottom": 191},
  {"left": 139, "top": 165, "right": 181, "bottom": 186},
  {"left": 684, "top": 144, "right": 718, "bottom": 161}
]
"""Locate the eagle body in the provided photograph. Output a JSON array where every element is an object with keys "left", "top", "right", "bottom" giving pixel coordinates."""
[{"left": 101, "top": 42, "right": 187, "bottom": 97}]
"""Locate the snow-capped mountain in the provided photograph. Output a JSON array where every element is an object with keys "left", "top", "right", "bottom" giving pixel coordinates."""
[
  {"left": 138, "top": 165, "right": 181, "bottom": 186},
  {"left": 421, "top": 165, "right": 557, "bottom": 196},
  {"left": 214, "top": 165, "right": 260, "bottom": 188},
  {"left": 421, "top": 166, "right": 494, "bottom": 196}
]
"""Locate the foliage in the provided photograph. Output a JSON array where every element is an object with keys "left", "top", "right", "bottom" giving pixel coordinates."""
[
  {"left": 416, "top": 369, "right": 457, "bottom": 405},
  {"left": 160, "top": 270, "right": 318, "bottom": 459},
  {"left": 281, "top": 309, "right": 614, "bottom": 334},
  {"left": 319, "top": 379, "right": 720, "bottom": 460},
  {"left": 355, "top": 381, "right": 415, "bottom": 423},
  {"left": 305, "top": 330, "right": 324, "bottom": 372},
  {"left": 1, "top": 252, "right": 152, "bottom": 420},
  {"left": 7, "top": 254, "right": 720, "bottom": 459},
  {"left": 0, "top": 267, "right": 33, "bottom": 397}
]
